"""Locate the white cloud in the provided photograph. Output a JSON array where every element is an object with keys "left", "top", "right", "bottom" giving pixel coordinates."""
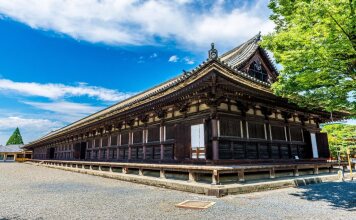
[
  {"left": 0, "top": 116, "right": 61, "bottom": 131},
  {"left": 0, "top": 116, "right": 63, "bottom": 145},
  {"left": 168, "top": 55, "right": 194, "bottom": 64},
  {"left": 23, "top": 101, "right": 102, "bottom": 116},
  {"left": 0, "top": 0, "right": 274, "bottom": 50},
  {"left": 183, "top": 57, "right": 194, "bottom": 65},
  {"left": 137, "top": 56, "right": 145, "bottom": 63},
  {"left": 150, "top": 53, "right": 158, "bottom": 58},
  {"left": 0, "top": 79, "right": 136, "bottom": 143},
  {"left": 168, "top": 55, "right": 179, "bottom": 62},
  {"left": 22, "top": 100, "right": 106, "bottom": 124},
  {"left": 0, "top": 79, "right": 134, "bottom": 102}
]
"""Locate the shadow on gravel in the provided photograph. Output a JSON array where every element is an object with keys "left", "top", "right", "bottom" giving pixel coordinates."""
[
  {"left": 290, "top": 182, "right": 356, "bottom": 211},
  {"left": 0, "top": 216, "right": 32, "bottom": 220}
]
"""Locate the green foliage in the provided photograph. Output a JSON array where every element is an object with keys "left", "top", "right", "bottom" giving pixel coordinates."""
[
  {"left": 321, "top": 124, "right": 356, "bottom": 158},
  {"left": 261, "top": 0, "right": 356, "bottom": 115},
  {"left": 6, "top": 127, "right": 24, "bottom": 145}
]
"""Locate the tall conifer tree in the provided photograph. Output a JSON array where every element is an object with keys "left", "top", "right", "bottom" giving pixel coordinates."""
[{"left": 6, "top": 127, "right": 24, "bottom": 145}]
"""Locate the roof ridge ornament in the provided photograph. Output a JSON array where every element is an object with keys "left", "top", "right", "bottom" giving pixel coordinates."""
[
  {"left": 256, "top": 31, "right": 261, "bottom": 41},
  {"left": 208, "top": 43, "right": 218, "bottom": 59}
]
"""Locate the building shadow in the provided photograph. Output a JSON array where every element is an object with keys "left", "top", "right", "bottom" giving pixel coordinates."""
[{"left": 290, "top": 181, "right": 356, "bottom": 211}]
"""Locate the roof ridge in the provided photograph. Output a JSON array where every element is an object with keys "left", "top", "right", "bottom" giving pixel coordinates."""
[
  {"left": 38, "top": 70, "right": 189, "bottom": 138},
  {"left": 25, "top": 33, "right": 278, "bottom": 146},
  {"left": 258, "top": 47, "right": 279, "bottom": 75},
  {"left": 27, "top": 58, "right": 215, "bottom": 144},
  {"left": 219, "top": 32, "right": 261, "bottom": 59}
]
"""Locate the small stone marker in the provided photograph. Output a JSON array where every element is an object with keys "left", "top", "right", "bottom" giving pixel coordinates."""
[{"left": 175, "top": 200, "right": 215, "bottom": 209}]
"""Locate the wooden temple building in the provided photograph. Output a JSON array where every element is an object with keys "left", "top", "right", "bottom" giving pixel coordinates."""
[{"left": 24, "top": 34, "right": 345, "bottom": 165}]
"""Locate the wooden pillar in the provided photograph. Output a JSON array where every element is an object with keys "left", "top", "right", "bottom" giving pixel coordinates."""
[
  {"left": 294, "top": 166, "right": 299, "bottom": 176},
  {"left": 313, "top": 166, "right": 319, "bottom": 175},
  {"left": 116, "top": 147, "right": 120, "bottom": 161},
  {"left": 188, "top": 171, "right": 196, "bottom": 182},
  {"left": 128, "top": 132, "right": 132, "bottom": 160},
  {"left": 106, "top": 136, "right": 110, "bottom": 161},
  {"left": 160, "top": 145, "right": 164, "bottom": 160},
  {"left": 143, "top": 130, "right": 147, "bottom": 160},
  {"left": 238, "top": 170, "right": 245, "bottom": 182},
  {"left": 160, "top": 169, "right": 166, "bottom": 179},
  {"left": 211, "top": 119, "right": 219, "bottom": 161},
  {"left": 269, "top": 168, "right": 276, "bottom": 179},
  {"left": 139, "top": 168, "right": 143, "bottom": 176},
  {"left": 211, "top": 170, "right": 219, "bottom": 185},
  {"left": 117, "top": 134, "right": 121, "bottom": 160},
  {"left": 160, "top": 125, "right": 164, "bottom": 160},
  {"left": 210, "top": 73, "right": 219, "bottom": 161},
  {"left": 286, "top": 125, "right": 292, "bottom": 158}
]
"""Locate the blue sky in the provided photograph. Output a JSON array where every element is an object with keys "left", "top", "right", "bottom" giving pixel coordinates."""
[{"left": 0, "top": 0, "right": 276, "bottom": 144}]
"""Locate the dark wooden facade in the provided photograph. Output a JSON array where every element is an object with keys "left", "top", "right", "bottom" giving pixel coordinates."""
[{"left": 25, "top": 34, "right": 343, "bottom": 164}]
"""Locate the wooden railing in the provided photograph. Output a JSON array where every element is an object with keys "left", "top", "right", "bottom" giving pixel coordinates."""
[{"left": 30, "top": 159, "right": 353, "bottom": 185}]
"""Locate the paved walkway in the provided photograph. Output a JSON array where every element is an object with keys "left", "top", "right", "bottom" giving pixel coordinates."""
[{"left": 0, "top": 163, "right": 355, "bottom": 220}]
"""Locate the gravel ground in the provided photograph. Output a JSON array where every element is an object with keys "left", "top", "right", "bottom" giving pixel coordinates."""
[{"left": 0, "top": 163, "right": 355, "bottom": 220}]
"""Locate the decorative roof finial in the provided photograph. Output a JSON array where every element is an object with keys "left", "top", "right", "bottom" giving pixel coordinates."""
[
  {"left": 256, "top": 31, "right": 262, "bottom": 41},
  {"left": 208, "top": 42, "right": 218, "bottom": 59}
]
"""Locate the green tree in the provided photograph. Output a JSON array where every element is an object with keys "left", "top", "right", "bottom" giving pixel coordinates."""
[
  {"left": 321, "top": 124, "right": 356, "bottom": 158},
  {"left": 261, "top": 0, "right": 355, "bottom": 115},
  {"left": 6, "top": 127, "right": 24, "bottom": 145}
]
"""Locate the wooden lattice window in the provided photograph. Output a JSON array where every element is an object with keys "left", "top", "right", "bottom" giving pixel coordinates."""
[
  {"left": 133, "top": 130, "right": 143, "bottom": 144},
  {"left": 154, "top": 146, "right": 161, "bottom": 160},
  {"left": 280, "top": 144, "right": 290, "bottom": 159},
  {"left": 86, "top": 150, "right": 91, "bottom": 159},
  {"left": 102, "top": 137, "right": 109, "bottom": 147},
  {"left": 93, "top": 150, "right": 98, "bottom": 159},
  {"left": 109, "top": 149, "right": 117, "bottom": 159},
  {"left": 164, "top": 144, "right": 174, "bottom": 160},
  {"left": 101, "top": 149, "right": 107, "bottom": 159},
  {"left": 147, "top": 126, "right": 160, "bottom": 142},
  {"left": 271, "top": 126, "right": 286, "bottom": 141},
  {"left": 111, "top": 135, "right": 118, "bottom": 146},
  {"left": 165, "top": 124, "right": 175, "bottom": 140},
  {"left": 247, "top": 60, "right": 268, "bottom": 82},
  {"left": 220, "top": 118, "right": 241, "bottom": 137},
  {"left": 248, "top": 123, "right": 265, "bottom": 139},
  {"left": 94, "top": 139, "right": 100, "bottom": 148},
  {"left": 118, "top": 147, "right": 128, "bottom": 159},
  {"left": 145, "top": 146, "right": 153, "bottom": 159},
  {"left": 87, "top": 140, "right": 92, "bottom": 149},
  {"left": 121, "top": 132, "right": 129, "bottom": 145},
  {"left": 246, "top": 143, "right": 258, "bottom": 159},
  {"left": 290, "top": 127, "right": 303, "bottom": 142},
  {"left": 131, "top": 147, "right": 137, "bottom": 159}
]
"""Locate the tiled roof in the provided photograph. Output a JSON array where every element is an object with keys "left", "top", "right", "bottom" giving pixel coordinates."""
[
  {"left": 219, "top": 33, "right": 261, "bottom": 68},
  {"left": 219, "top": 32, "right": 278, "bottom": 74},
  {"left": 25, "top": 34, "right": 274, "bottom": 147},
  {"left": 0, "top": 144, "right": 24, "bottom": 153},
  {"left": 34, "top": 66, "right": 202, "bottom": 141}
]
